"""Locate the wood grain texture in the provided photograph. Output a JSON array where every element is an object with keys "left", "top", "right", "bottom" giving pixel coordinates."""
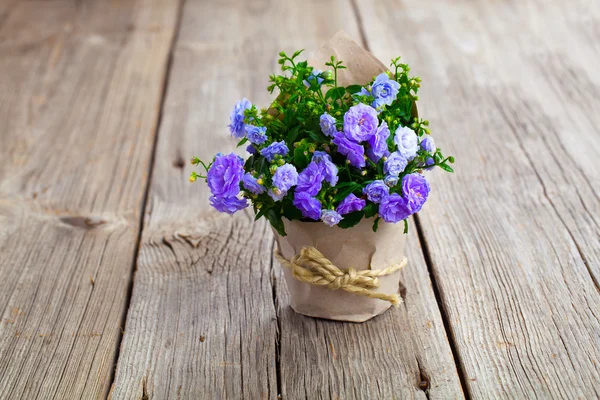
[
  {"left": 275, "top": 219, "right": 464, "bottom": 399},
  {"left": 0, "top": 0, "right": 179, "bottom": 398},
  {"left": 112, "top": 0, "right": 463, "bottom": 398},
  {"left": 356, "top": 0, "right": 600, "bottom": 397}
]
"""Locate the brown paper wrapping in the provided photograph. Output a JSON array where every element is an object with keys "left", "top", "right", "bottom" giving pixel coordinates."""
[
  {"left": 272, "top": 32, "right": 408, "bottom": 322},
  {"left": 274, "top": 218, "right": 406, "bottom": 322}
]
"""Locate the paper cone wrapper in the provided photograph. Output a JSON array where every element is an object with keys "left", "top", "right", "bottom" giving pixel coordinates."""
[{"left": 274, "top": 218, "right": 407, "bottom": 322}]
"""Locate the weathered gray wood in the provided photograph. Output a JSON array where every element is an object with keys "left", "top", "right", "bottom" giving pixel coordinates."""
[
  {"left": 0, "top": 1, "right": 179, "bottom": 398},
  {"left": 112, "top": 0, "right": 464, "bottom": 398},
  {"left": 275, "top": 219, "right": 464, "bottom": 399},
  {"left": 357, "top": 0, "right": 600, "bottom": 397}
]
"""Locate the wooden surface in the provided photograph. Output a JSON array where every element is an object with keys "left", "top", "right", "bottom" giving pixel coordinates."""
[{"left": 0, "top": 0, "right": 598, "bottom": 398}]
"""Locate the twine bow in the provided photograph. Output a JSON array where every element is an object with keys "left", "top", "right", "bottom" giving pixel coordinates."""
[{"left": 274, "top": 246, "right": 407, "bottom": 306}]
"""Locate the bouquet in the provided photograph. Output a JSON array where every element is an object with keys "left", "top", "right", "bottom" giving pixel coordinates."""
[
  {"left": 190, "top": 46, "right": 453, "bottom": 237},
  {"left": 190, "top": 33, "right": 454, "bottom": 321}
]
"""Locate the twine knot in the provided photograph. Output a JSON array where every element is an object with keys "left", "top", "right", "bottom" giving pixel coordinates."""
[{"left": 275, "top": 246, "right": 407, "bottom": 306}]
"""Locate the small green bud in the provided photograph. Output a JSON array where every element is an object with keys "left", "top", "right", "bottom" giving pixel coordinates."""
[
  {"left": 361, "top": 170, "right": 367, "bottom": 176},
  {"left": 323, "top": 70, "right": 333, "bottom": 79},
  {"left": 256, "top": 178, "right": 264, "bottom": 185},
  {"left": 256, "top": 203, "right": 263, "bottom": 209},
  {"left": 189, "top": 172, "right": 197, "bottom": 183},
  {"left": 269, "top": 165, "right": 278, "bottom": 174},
  {"left": 277, "top": 159, "right": 285, "bottom": 166},
  {"left": 190, "top": 157, "right": 200, "bottom": 165}
]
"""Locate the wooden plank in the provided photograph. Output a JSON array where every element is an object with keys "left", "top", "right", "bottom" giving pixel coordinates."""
[
  {"left": 356, "top": 0, "right": 600, "bottom": 397},
  {"left": 112, "top": 0, "right": 464, "bottom": 398},
  {"left": 0, "top": 1, "right": 179, "bottom": 398},
  {"left": 276, "top": 219, "right": 464, "bottom": 399}
]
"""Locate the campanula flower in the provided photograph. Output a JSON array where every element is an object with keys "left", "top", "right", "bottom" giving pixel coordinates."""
[
  {"left": 367, "top": 121, "right": 390, "bottom": 162},
  {"left": 394, "top": 126, "right": 419, "bottom": 160},
  {"left": 228, "top": 98, "right": 252, "bottom": 138},
  {"left": 242, "top": 173, "right": 265, "bottom": 194},
  {"left": 383, "top": 151, "right": 408, "bottom": 176},
  {"left": 293, "top": 191, "right": 322, "bottom": 220},
  {"left": 321, "top": 209, "right": 343, "bottom": 226},
  {"left": 402, "top": 173, "right": 430, "bottom": 213},
  {"left": 378, "top": 193, "right": 411, "bottom": 223},
  {"left": 333, "top": 132, "right": 366, "bottom": 168},
  {"left": 420, "top": 135, "right": 436, "bottom": 153},
  {"left": 336, "top": 193, "right": 366, "bottom": 215},
  {"left": 343, "top": 103, "right": 378, "bottom": 142},
  {"left": 319, "top": 113, "right": 337, "bottom": 137},
  {"left": 245, "top": 125, "right": 267, "bottom": 145},
  {"left": 363, "top": 180, "right": 389, "bottom": 203},
  {"left": 209, "top": 195, "right": 248, "bottom": 214},
  {"left": 207, "top": 153, "right": 244, "bottom": 198},
  {"left": 296, "top": 162, "right": 325, "bottom": 196},
  {"left": 312, "top": 151, "right": 338, "bottom": 186},
  {"left": 371, "top": 73, "right": 400, "bottom": 108},
  {"left": 272, "top": 164, "right": 298, "bottom": 192},
  {"left": 260, "top": 141, "right": 289, "bottom": 162}
]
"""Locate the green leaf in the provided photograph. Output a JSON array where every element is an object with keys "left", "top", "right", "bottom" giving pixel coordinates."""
[
  {"left": 307, "top": 129, "right": 328, "bottom": 143},
  {"left": 403, "top": 219, "right": 409, "bottom": 234},
  {"left": 282, "top": 203, "right": 303, "bottom": 220},
  {"left": 236, "top": 137, "right": 248, "bottom": 147},
  {"left": 345, "top": 85, "right": 363, "bottom": 94},
  {"left": 293, "top": 146, "right": 310, "bottom": 169},
  {"left": 338, "top": 211, "right": 365, "bottom": 229},
  {"left": 325, "top": 87, "right": 345, "bottom": 101},
  {"left": 266, "top": 208, "right": 286, "bottom": 237},
  {"left": 333, "top": 182, "right": 362, "bottom": 202},
  {"left": 438, "top": 163, "right": 454, "bottom": 173},
  {"left": 286, "top": 126, "right": 300, "bottom": 147},
  {"left": 372, "top": 217, "right": 381, "bottom": 232},
  {"left": 363, "top": 202, "right": 378, "bottom": 218}
]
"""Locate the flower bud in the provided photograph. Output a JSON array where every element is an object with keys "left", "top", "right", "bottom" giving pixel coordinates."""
[
  {"left": 269, "top": 165, "right": 278, "bottom": 174},
  {"left": 277, "top": 159, "right": 285, "bottom": 166},
  {"left": 256, "top": 178, "right": 264, "bottom": 185},
  {"left": 189, "top": 174, "right": 197, "bottom": 183},
  {"left": 360, "top": 170, "right": 367, "bottom": 176},
  {"left": 322, "top": 70, "right": 333, "bottom": 79}
]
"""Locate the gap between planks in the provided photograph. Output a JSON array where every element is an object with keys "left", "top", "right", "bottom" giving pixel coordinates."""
[{"left": 106, "top": 0, "right": 188, "bottom": 394}]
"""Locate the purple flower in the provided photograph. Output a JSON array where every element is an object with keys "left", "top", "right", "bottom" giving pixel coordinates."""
[
  {"left": 394, "top": 126, "right": 419, "bottom": 161},
  {"left": 343, "top": 103, "right": 378, "bottom": 142},
  {"left": 228, "top": 98, "right": 252, "bottom": 138},
  {"left": 336, "top": 193, "right": 366, "bottom": 215},
  {"left": 245, "top": 125, "right": 267, "bottom": 145},
  {"left": 367, "top": 121, "right": 390, "bottom": 162},
  {"left": 384, "top": 174, "right": 399, "bottom": 187},
  {"left": 312, "top": 151, "right": 338, "bottom": 186},
  {"left": 246, "top": 144, "right": 258, "bottom": 155},
  {"left": 420, "top": 136, "right": 436, "bottom": 153},
  {"left": 304, "top": 70, "right": 324, "bottom": 87},
  {"left": 207, "top": 153, "right": 244, "bottom": 198},
  {"left": 293, "top": 191, "right": 322, "bottom": 220},
  {"left": 333, "top": 132, "right": 366, "bottom": 168},
  {"left": 423, "top": 157, "right": 435, "bottom": 170},
  {"left": 384, "top": 151, "right": 408, "bottom": 176},
  {"left": 363, "top": 180, "right": 389, "bottom": 203},
  {"left": 402, "top": 173, "right": 430, "bottom": 213},
  {"left": 242, "top": 173, "right": 265, "bottom": 194},
  {"left": 260, "top": 141, "right": 289, "bottom": 162},
  {"left": 378, "top": 193, "right": 412, "bottom": 223},
  {"left": 272, "top": 164, "right": 298, "bottom": 192},
  {"left": 321, "top": 209, "right": 343, "bottom": 226},
  {"left": 297, "top": 162, "right": 325, "bottom": 196},
  {"left": 319, "top": 113, "right": 337, "bottom": 137},
  {"left": 209, "top": 195, "right": 248, "bottom": 214},
  {"left": 268, "top": 188, "right": 286, "bottom": 202},
  {"left": 371, "top": 73, "right": 400, "bottom": 108}
]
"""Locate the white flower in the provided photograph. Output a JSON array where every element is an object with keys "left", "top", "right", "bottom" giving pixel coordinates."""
[{"left": 394, "top": 126, "right": 419, "bottom": 161}]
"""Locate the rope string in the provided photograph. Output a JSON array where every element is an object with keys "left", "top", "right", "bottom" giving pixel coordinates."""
[{"left": 274, "top": 246, "right": 407, "bottom": 306}]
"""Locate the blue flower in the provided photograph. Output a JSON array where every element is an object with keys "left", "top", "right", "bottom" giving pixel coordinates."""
[
  {"left": 297, "top": 162, "right": 325, "bottom": 196},
  {"left": 378, "top": 193, "right": 411, "bottom": 223},
  {"left": 371, "top": 73, "right": 400, "bottom": 108},
  {"left": 245, "top": 125, "right": 267, "bottom": 145},
  {"left": 402, "top": 173, "right": 430, "bottom": 213},
  {"left": 394, "top": 126, "right": 419, "bottom": 161},
  {"left": 319, "top": 113, "right": 337, "bottom": 137},
  {"left": 304, "top": 70, "right": 324, "bottom": 87},
  {"left": 383, "top": 151, "right": 408, "bottom": 176},
  {"left": 272, "top": 164, "right": 298, "bottom": 192},
  {"left": 343, "top": 103, "right": 378, "bottom": 142},
  {"left": 321, "top": 209, "right": 343, "bottom": 226},
  {"left": 246, "top": 144, "right": 258, "bottom": 155},
  {"left": 336, "top": 193, "right": 366, "bottom": 215},
  {"left": 367, "top": 121, "right": 390, "bottom": 162},
  {"left": 228, "top": 98, "right": 252, "bottom": 138},
  {"left": 312, "top": 151, "right": 338, "bottom": 186},
  {"left": 260, "top": 141, "right": 289, "bottom": 162},
  {"left": 268, "top": 188, "right": 286, "bottom": 202},
  {"left": 420, "top": 135, "right": 436, "bottom": 153},
  {"left": 209, "top": 195, "right": 248, "bottom": 214},
  {"left": 384, "top": 174, "right": 399, "bottom": 187},
  {"left": 363, "top": 180, "right": 389, "bottom": 203},
  {"left": 333, "top": 132, "right": 365, "bottom": 168},
  {"left": 207, "top": 153, "right": 244, "bottom": 198},
  {"left": 293, "top": 191, "right": 322, "bottom": 220},
  {"left": 242, "top": 173, "right": 265, "bottom": 194}
]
